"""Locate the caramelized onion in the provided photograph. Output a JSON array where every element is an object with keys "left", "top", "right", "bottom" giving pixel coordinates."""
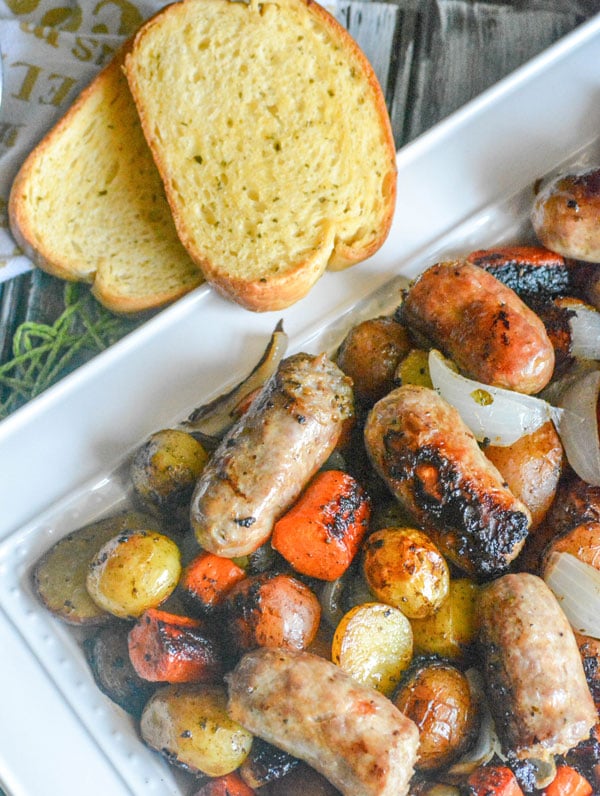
[
  {"left": 543, "top": 551, "right": 600, "bottom": 639},
  {"left": 181, "top": 321, "right": 288, "bottom": 439},
  {"left": 556, "top": 369, "right": 600, "bottom": 486},
  {"left": 428, "top": 350, "right": 561, "bottom": 446}
]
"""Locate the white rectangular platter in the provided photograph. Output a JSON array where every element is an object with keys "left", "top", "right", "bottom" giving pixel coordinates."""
[{"left": 0, "top": 12, "right": 600, "bottom": 796}]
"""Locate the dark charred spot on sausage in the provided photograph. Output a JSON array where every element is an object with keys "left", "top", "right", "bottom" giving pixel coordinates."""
[
  {"left": 180, "top": 730, "right": 192, "bottom": 738},
  {"left": 477, "top": 260, "right": 573, "bottom": 300},
  {"left": 383, "top": 435, "right": 528, "bottom": 575},
  {"left": 567, "top": 198, "right": 579, "bottom": 210}
]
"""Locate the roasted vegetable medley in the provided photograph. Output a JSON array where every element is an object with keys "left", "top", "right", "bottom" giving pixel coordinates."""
[{"left": 32, "top": 165, "right": 600, "bottom": 796}]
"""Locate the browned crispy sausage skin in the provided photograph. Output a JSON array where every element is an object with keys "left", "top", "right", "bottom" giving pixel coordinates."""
[
  {"left": 399, "top": 260, "right": 555, "bottom": 394},
  {"left": 478, "top": 572, "right": 597, "bottom": 761},
  {"left": 226, "top": 648, "right": 419, "bottom": 796},
  {"left": 364, "top": 384, "right": 530, "bottom": 577},
  {"left": 190, "top": 352, "right": 353, "bottom": 558}
]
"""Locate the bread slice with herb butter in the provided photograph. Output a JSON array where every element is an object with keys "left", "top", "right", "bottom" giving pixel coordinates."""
[
  {"left": 8, "top": 44, "right": 204, "bottom": 314},
  {"left": 124, "top": 0, "right": 397, "bottom": 312}
]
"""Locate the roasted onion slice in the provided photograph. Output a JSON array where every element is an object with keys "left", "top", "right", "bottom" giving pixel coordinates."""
[
  {"left": 181, "top": 321, "right": 288, "bottom": 439},
  {"left": 556, "top": 368, "right": 600, "bottom": 486},
  {"left": 428, "top": 350, "right": 561, "bottom": 446}
]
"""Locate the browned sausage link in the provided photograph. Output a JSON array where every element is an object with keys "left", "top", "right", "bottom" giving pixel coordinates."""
[
  {"left": 478, "top": 573, "right": 597, "bottom": 761},
  {"left": 466, "top": 245, "right": 574, "bottom": 301},
  {"left": 364, "top": 384, "right": 530, "bottom": 578},
  {"left": 226, "top": 647, "right": 420, "bottom": 796},
  {"left": 399, "top": 260, "right": 555, "bottom": 394},
  {"left": 190, "top": 352, "right": 353, "bottom": 558}
]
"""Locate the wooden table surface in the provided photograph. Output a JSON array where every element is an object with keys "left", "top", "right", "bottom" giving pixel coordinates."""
[{"left": 0, "top": 0, "right": 597, "bottom": 420}]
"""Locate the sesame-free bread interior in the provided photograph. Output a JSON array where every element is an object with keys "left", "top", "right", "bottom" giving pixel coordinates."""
[
  {"left": 8, "top": 44, "right": 204, "bottom": 314},
  {"left": 124, "top": 0, "right": 397, "bottom": 312}
]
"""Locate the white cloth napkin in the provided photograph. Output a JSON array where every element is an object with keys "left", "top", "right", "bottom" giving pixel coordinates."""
[{"left": 0, "top": 0, "right": 169, "bottom": 283}]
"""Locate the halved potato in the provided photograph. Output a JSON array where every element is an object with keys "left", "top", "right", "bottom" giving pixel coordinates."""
[
  {"left": 140, "top": 683, "right": 253, "bottom": 776},
  {"left": 331, "top": 601, "right": 413, "bottom": 696},
  {"left": 32, "top": 511, "right": 161, "bottom": 625}
]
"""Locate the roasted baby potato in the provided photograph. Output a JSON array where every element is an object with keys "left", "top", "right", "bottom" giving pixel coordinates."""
[
  {"left": 362, "top": 526, "right": 450, "bottom": 619},
  {"left": 336, "top": 316, "right": 410, "bottom": 405},
  {"left": 140, "top": 683, "right": 253, "bottom": 777},
  {"left": 331, "top": 601, "right": 413, "bottom": 696},
  {"left": 223, "top": 572, "right": 321, "bottom": 654},
  {"left": 83, "top": 622, "right": 156, "bottom": 718},
  {"left": 393, "top": 658, "right": 478, "bottom": 771},
  {"left": 86, "top": 529, "right": 181, "bottom": 619},
  {"left": 484, "top": 421, "right": 564, "bottom": 530},
  {"left": 410, "top": 579, "right": 480, "bottom": 660},
  {"left": 531, "top": 166, "right": 600, "bottom": 262},
  {"left": 130, "top": 428, "right": 209, "bottom": 525},
  {"left": 32, "top": 511, "right": 161, "bottom": 625}
]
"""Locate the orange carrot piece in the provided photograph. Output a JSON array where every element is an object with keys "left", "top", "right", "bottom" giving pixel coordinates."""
[
  {"left": 466, "top": 765, "right": 525, "bottom": 796},
  {"left": 543, "top": 765, "right": 593, "bottom": 796},
  {"left": 181, "top": 551, "right": 246, "bottom": 612},
  {"left": 271, "top": 469, "right": 371, "bottom": 581},
  {"left": 128, "top": 608, "right": 223, "bottom": 683},
  {"left": 192, "top": 772, "right": 255, "bottom": 796}
]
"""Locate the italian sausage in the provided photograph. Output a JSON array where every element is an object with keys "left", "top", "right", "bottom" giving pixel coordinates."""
[
  {"left": 190, "top": 352, "right": 353, "bottom": 557},
  {"left": 466, "top": 245, "right": 574, "bottom": 301},
  {"left": 399, "top": 260, "right": 555, "bottom": 394},
  {"left": 364, "top": 384, "right": 530, "bottom": 577},
  {"left": 226, "top": 647, "right": 419, "bottom": 796},
  {"left": 478, "top": 572, "right": 597, "bottom": 761}
]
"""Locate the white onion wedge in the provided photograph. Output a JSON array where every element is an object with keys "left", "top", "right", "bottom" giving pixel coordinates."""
[
  {"left": 569, "top": 304, "right": 600, "bottom": 360},
  {"left": 556, "top": 369, "right": 600, "bottom": 486},
  {"left": 428, "top": 350, "right": 562, "bottom": 446},
  {"left": 543, "top": 551, "right": 600, "bottom": 639}
]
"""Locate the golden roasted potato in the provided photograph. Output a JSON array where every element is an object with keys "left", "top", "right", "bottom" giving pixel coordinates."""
[
  {"left": 86, "top": 529, "right": 181, "bottom": 619},
  {"left": 410, "top": 579, "right": 479, "bottom": 660},
  {"left": 32, "top": 511, "right": 161, "bottom": 625},
  {"left": 336, "top": 316, "right": 410, "bottom": 405},
  {"left": 331, "top": 601, "right": 413, "bottom": 696},
  {"left": 393, "top": 659, "right": 477, "bottom": 771},
  {"left": 362, "top": 527, "right": 450, "bottom": 619},
  {"left": 485, "top": 421, "right": 564, "bottom": 530},
  {"left": 130, "top": 428, "right": 209, "bottom": 524},
  {"left": 140, "top": 683, "right": 253, "bottom": 776}
]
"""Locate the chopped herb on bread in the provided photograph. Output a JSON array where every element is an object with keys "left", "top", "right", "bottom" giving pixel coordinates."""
[
  {"left": 124, "top": 0, "right": 397, "bottom": 311},
  {"left": 8, "top": 44, "right": 204, "bottom": 314}
]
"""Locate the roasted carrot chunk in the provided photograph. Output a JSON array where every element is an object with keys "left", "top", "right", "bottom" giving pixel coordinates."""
[
  {"left": 543, "top": 765, "right": 593, "bottom": 796},
  {"left": 271, "top": 469, "right": 371, "bottom": 581},
  {"left": 128, "top": 608, "right": 223, "bottom": 683},
  {"left": 466, "top": 765, "right": 525, "bottom": 796},
  {"left": 191, "top": 772, "right": 256, "bottom": 796},
  {"left": 181, "top": 551, "right": 246, "bottom": 613}
]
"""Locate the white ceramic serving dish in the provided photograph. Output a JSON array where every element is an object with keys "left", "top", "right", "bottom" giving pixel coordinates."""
[{"left": 1, "top": 13, "right": 600, "bottom": 796}]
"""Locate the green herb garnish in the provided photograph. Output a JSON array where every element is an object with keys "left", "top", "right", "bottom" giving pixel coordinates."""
[{"left": 0, "top": 283, "right": 137, "bottom": 419}]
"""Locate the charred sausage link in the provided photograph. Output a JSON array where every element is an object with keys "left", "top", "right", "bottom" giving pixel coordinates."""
[
  {"left": 364, "top": 384, "right": 530, "bottom": 577},
  {"left": 190, "top": 352, "right": 353, "bottom": 558},
  {"left": 478, "top": 572, "right": 597, "bottom": 762},
  {"left": 227, "top": 648, "right": 420, "bottom": 796},
  {"left": 398, "top": 260, "right": 555, "bottom": 394}
]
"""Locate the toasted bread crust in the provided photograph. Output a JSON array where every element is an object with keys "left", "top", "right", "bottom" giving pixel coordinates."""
[
  {"left": 125, "top": 0, "right": 397, "bottom": 311},
  {"left": 8, "top": 43, "right": 203, "bottom": 314}
]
